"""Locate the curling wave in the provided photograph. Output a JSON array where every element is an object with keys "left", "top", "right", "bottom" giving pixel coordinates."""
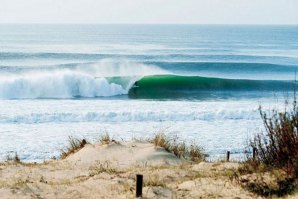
[
  {"left": 0, "top": 73, "right": 293, "bottom": 99},
  {"left": 128, "top": 75, "right": 293, "bottom": 99}
]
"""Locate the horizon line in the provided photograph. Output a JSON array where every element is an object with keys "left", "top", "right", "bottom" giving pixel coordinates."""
[{"left": 0, "top": 22, "right": 298, "bottom": 26}]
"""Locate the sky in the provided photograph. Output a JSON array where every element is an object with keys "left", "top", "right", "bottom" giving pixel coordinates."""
[{"left": 0, "top": 0, "right": 297, "bottom": 24}]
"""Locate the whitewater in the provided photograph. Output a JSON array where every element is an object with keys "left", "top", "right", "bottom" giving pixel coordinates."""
[{"left": 0, "top": 25, "right": 298, "bottom": 161}]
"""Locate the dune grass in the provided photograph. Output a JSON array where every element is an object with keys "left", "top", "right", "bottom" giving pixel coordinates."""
[
  {"left": 89, "top": 161, "right": 121, "bottom": 177},
  {"left": 99, "top": 133, "right": 112, "bottom": 145},
  {"left": 151, "top": 132, "right": 205, "bottom": 162},
  {"left": 60, "top": 136, "right": 88, "bottom": 159}
]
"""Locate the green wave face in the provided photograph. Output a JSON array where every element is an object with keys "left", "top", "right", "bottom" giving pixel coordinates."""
[{"left": 128, "top": 75, "right": 293, "bottom": 99}]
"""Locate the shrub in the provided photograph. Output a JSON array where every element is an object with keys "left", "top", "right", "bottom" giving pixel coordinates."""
[
  {"left": 242, "top": 94, "right": 298, "bottom": 196},
  {"left": 250, "top": 100, "right": 298, "bottom": 176}
]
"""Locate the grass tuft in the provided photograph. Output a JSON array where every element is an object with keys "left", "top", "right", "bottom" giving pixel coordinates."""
[
  {"left": 151, "top": 132, "right": 205, "bottom": 162},
  {"left": 144, "top": 174, "right": 166, "bottom": 187},
  {"left": 189, "top": 141, "right": 205, "bottom": 162},
  {"left": 89, "top": 161, "right": 121, "bottom": 176},
  {"left": 60, "top": 136, "right": 88, "bottom": 159},
  {"left": 99, "top": 133, "right": 112, "bottom": 145}
]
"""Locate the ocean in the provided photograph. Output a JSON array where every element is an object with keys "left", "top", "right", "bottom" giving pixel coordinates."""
[{"left": 0, "top": 24, "right": 297, "bottom": 161}]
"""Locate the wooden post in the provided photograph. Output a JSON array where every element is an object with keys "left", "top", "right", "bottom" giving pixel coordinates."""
[
  {"left": 226, "top": 151, "right": 230, "bottom": 162},
  {"left": 136, "top": 174, "right": 143, "bottom": 198},
  {"left": 253, "top": 147, "right": 256, "bottom": 161}
]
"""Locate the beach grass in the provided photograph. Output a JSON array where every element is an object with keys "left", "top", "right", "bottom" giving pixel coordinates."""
[
  {"left": 151, "top": 132, "right": 205, "bottom": 162},
  {"left": 60, "top": 136, "right": 88, "bottom": 159}
]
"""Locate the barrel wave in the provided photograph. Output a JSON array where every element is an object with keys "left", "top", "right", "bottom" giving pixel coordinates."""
[
  {"left": 128, "top": 75, "right": 293, "bottom": 99},
  {"left": 0, "top": 72, "right": 293, "bottom": 99}
]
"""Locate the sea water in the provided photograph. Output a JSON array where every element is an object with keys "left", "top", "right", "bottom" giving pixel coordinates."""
[{"left": 0, "top": 25, "right": 297, "bottom": 161}]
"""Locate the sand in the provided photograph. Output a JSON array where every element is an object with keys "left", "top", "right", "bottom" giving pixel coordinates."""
[{"left": 0, "top": 141, "right": 296, "bottom": 198}]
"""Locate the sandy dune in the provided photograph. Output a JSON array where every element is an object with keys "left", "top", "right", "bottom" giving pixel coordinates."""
[{"left": 0, "top": 141, "right": 296, "bottom": 198}]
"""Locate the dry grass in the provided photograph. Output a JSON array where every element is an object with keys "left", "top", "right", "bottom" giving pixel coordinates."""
[
  {"left": 189, "top": 141, "right": 205, "bottom": 162},
  {"left": 99, "top": 132, "right": 120, "bottom": 145},
  {"left": 60, "top": 136, "right": 88, "bottom": 159},
  {"left": 89, "top": 161, "right": 122, "bottom": 177},
  {"left": 236, "top": 163, "right": 297, "bottom": 197},
  {"left": 152, "top": 132, "right": 169, "bottom": 149},
  {"left": 144, "top": 173, "right": 166, "bottom": 187},
  {"left": 99, "top": 133, "right": 112, "bottom": 145},
  {"left": 151, "top": 132, "right": 205, "bottom": 162}
]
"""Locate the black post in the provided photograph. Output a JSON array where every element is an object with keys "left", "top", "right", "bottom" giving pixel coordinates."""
[
  {"left": 253, "top": 147, "right": 256, "bottom": 161},
  {"left": 226, "top": 151, "right": 230, "bottom": 162},
  {"left": 136, "top": 174, "right": 143, "bottom": 198}
]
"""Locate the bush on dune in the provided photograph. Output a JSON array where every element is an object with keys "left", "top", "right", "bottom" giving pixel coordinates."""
[
  {"left": 240, "top": 93, "right": 298, "bottom": 196},
  {"left": 252, "top": 100, "right": 298, "bottom": 176}
]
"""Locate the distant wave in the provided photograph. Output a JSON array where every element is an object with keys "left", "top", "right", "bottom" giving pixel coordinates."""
[
  {"left": 1, "top": 61, "right": 298, "bottom": 81},
  {"left": 1, "top": 52, "right": 298, "bottom": 64},
  {"left": 149, "top": 61, "right": 298, "bottom": 73}
]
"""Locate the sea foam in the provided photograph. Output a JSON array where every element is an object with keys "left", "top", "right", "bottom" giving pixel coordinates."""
[{"left": 0, "top": 71, "right": 126, "bottom": 99}]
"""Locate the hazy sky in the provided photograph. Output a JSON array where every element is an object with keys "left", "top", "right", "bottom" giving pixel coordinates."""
[{"left": 0, "top": 0, "right": 297, "bottom": 24}]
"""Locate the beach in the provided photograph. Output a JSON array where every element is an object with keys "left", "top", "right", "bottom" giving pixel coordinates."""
[{"left": 0, "top": 139, "right": 297, "bottom": 198}]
